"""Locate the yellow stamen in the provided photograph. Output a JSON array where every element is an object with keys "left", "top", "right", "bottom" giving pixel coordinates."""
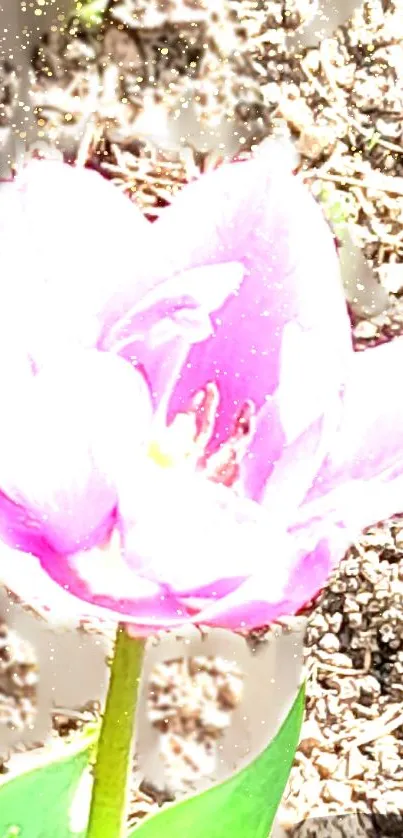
[
  {"left": 147, "top": 440, "right": 176, "bottom": 469},
  {"left": 147, "top": 414, "right": 200, "bottom": 469}
]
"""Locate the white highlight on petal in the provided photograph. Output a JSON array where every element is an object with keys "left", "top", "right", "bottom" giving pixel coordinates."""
[
  {"left": 0, "top": 351, "right": 152, "bottom": 542},
  {"left": 121, "top": 463, "right": 290, "bottom": 596},
  {"left": 71, "top": 532, "right": 162, "bottom": 601},
  {"left": 105, "top": 261, "right": 245, "bottom": 353},
  {"left": 0, "top": 544, "right": 87, "bottom": 629},
  {"left": 276, "top": 321, "right": 335, "bottom": 445},
  {"left": 172, "top": 261, "right": 245, "bottom": 312},
  {"left": 146, "top": 309, "right": 213, "bottom": 349}
]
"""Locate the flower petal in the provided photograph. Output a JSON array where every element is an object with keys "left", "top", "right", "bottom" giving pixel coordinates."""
[
  {"left": 150, "top": 153, "right": 351, "bottom": 455},
  {"left": 0, "top": 350, "right": 152, "bottom": 555},
  {"left": 104, "top": 261, "right": 245, "bottom": 354},
  {"left": 0, "top": 518, "right": 345, "bottom": 634},
  {"left": 0, "top": 161, "right": 153, "bottom": 362},
  {"left": 104, "top": 261, "right": 245, "bottom": 413},
  {"left": 0, "top": 544, "right": 94, "bottom": 627},
  {"left": 38, "top": 465, "right": 288, "bottom": 631},
  {"left": 15, "top": 462, "right": 348, "bottom": 634},
  {"left": 300, "top": 337, "right": 403, "bottom": 533},
  {"left": 120, "top": 466, "right": 281, "bottom": 593},
  {"left": 0, "top": 542, "right": 183, "bottom": 632},
  {"left": 242, "top": 321, "right": 345, "bottom": 506},
  {"left": 184, "top": 524, "right": 341, "bottom": 630},
  {"left": 193, "top": 512, "right": 351, "bottom": 630},
  {"left": 38, "top": 539, "right": 189, "bottom": 631}
]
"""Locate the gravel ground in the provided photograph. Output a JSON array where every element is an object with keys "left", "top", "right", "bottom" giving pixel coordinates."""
[
  {"left": 282, "top": 521, "right": 403, "bottom": 836},
  {"left": 0, "top": 1, "right": 403, "bottom": 835}
]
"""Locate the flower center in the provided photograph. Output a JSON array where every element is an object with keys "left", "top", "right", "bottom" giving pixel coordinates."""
[{"left": 148, "top": 383, "right": 256, "bottom": 489}]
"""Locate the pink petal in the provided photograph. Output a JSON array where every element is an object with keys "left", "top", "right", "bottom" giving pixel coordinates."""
[
  {"left": 38, "top": 541, "right": 190, "bottom": 631},
  {"left": 38, "top": 466, "right": 287, "bottom": 631},
  {"left": 0, "top": 544, "right": 182, "bottom": 632},
  {"left": 183, "top": 525, "right": 342, "bottom": 630},
  {"left": 150, "top": 153, "right": 351, "bottom": 454},
  {"left": 242, "top": 321, "right": 346, "bottom": 504},
  {"left": 259, "top": 416, "right": 330, "bottom": 516},
  {"left": 0, "top": 350, "right": 152, "bottom": 556},
  {"left": 300, "top": 336, "right": 403, "bottom": 534},
  {"left": 119, "top": 467, "right": 280, "bottom": 593},
  {"left": 0, "top": 518, "right": 345, "bottom": 634},
  {"left": 240, "top": 395, "right": 285, "bottom": 501},
  {"left": 104, "top": 261, "right": 245, "bottom": 352},
  {"left": 0, "top": 544, "right": 99, "bottom": 626},
  {"left": 0, "top": 161, "right": 154, "bottom": 362},
  {"left": 23, "top": 461, "right": 347, "bottom": 633},
  {"left": 103, "top": 261, "right": 245, "bottom": 413}
]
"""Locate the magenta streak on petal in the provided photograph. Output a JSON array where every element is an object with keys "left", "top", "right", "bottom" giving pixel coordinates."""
[
  {"left": 37, "top": 547, "right": 193, "bottom": 629},
  {"left": 282, "top": 534, "right": 339, "bottom": 609},
  {"left": 100, "top": 301, "right": 196, "bottom": 412},
  {"left": 189, "top": 534, "right": 336, "bottom": 630},
  {"left": 150, "top": 156, "right": 351, "bottom": 453},
  {"left": 166, "top": 576, "right": 248, "bottom": 600},
  {"left": 0, "top": 491, "right": 59, "bottom": 558},
  {"left": 240, "top": 396, "right": 286, "bottom": 502},
  {"left": 0, "top": 350, "right": 152, "bottom": 556},
  {"left": 0, "top": 489, "right": 117, "bottom": 561},
  {"left": 103, "top": 262, "right": 245, "bottom": 416}
]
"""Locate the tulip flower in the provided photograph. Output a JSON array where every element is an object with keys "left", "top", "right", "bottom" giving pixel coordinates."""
[{"left": 0, "top": 153, "right": 400, "bottom": 636}]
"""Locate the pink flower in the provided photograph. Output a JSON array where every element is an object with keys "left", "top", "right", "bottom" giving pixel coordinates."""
[{"left": 0, "top": 153, "right": 396, "bottom": 634}]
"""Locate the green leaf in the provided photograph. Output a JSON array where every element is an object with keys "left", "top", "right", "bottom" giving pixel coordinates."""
[
  {"left": 318, "top": 187, "right": 356, "bottom": 237},
  {"left": 129, "top": 684, "right": 305, "bottom": 838},
  {"left": 0, "top": 726, "right": 97, "bottom": 838},
  {"left": 74, "top": 0, "right": 108, "bottom": 27}
]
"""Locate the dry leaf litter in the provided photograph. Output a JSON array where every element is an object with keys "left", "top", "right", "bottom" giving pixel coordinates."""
[
  {"left": 0, "top": 0, "right": 403, "bottom": 835},
  {"left": 18, "top": 0, "right": 403, "bottom": 279}
]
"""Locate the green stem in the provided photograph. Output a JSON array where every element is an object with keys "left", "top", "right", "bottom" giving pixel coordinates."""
[{"left": 86, "top": 624, "right": 145, "bottom": 838}]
